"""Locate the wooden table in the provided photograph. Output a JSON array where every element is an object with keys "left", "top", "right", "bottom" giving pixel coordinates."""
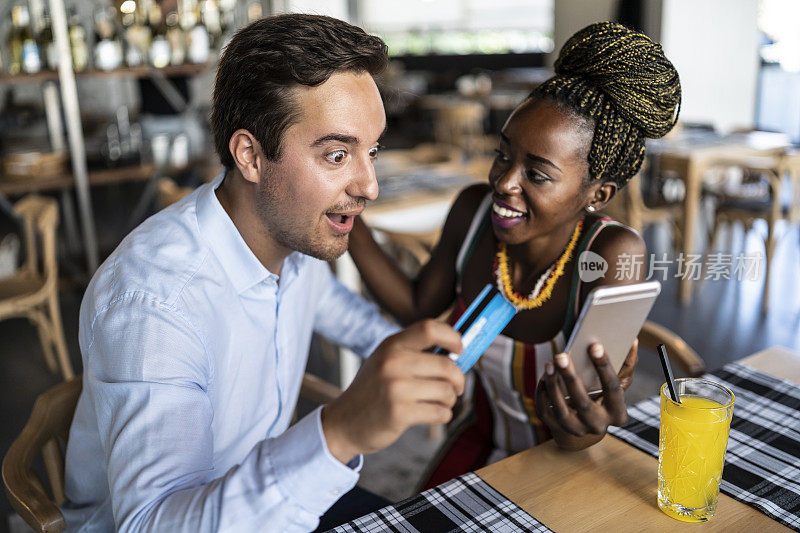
[
  {"left": 477, "top": 346, "right": 800, "bottom": 531},
  {"left": 649, "top": 132, "right": 791, "bottom": 305}
]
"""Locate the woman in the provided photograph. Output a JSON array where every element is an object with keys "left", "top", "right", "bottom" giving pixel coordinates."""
[{"left": 349, "top": 22, "right": 681, "bottom": 488}]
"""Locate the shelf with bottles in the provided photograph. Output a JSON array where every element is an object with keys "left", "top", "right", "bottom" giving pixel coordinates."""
[{"left": 1, "top": 0, "right": 231, "bottom": 84}]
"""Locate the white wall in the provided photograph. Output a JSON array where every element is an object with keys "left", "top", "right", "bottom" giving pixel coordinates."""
[
  {"left": 281, "top": 0, "right": 350, "bottom": 21},
  {"left": 550, "top": 0, "right": 618, "bottom": 67},
  {"left": 757, "top": 65, "right": 800, "bottom": 142},
  {"left": 641, "top": 0, "right": 663, "bottom": 41},
  {"left": 660, "top": 0, "right": 760, "bottom": 132}
]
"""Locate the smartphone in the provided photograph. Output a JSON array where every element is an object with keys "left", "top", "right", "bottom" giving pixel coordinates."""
[
  {"left": 433, "top": 284, "right": 517, "bottom": 373},
  {"left": 564, "top": 281, "right": 661, "bottom": 396}
]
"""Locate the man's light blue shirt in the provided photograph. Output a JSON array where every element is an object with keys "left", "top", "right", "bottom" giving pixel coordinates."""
[{"left": 63, "top": 170, "right": 399, "bottom": 532}]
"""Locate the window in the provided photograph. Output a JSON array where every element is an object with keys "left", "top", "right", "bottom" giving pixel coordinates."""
[{"left": 359, "top": 0, "right": 553, "bottom": 56}]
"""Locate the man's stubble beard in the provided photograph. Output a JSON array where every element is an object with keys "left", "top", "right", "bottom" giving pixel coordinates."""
[{"left": 255, "top": 172, "right": 349, "bottom": 262}]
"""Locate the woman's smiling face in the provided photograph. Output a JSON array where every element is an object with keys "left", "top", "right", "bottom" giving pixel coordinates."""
[{"left": 488, "top": 98, "right": 597, "bottom": 245}]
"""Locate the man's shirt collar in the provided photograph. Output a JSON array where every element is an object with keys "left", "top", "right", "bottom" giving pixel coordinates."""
[{"left": 197, "top": 169, "right": 301, "bottom": 294}]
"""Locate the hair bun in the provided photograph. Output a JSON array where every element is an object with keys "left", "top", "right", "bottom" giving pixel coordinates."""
[{"left": 554, "top": 21, "right": 681, "bottom": 138}]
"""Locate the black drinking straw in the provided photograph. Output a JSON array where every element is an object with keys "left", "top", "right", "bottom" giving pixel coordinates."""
[{"left": 657, "top": 343, "right": 681, "bottom": 404}]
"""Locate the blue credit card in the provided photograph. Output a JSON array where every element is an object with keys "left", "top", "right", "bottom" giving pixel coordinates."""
[{"left": 434, "top": 284, "right": 517, "bottom": 373}]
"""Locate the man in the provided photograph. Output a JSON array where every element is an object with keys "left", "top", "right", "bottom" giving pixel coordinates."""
[{"left": 62, "top": 14, "right": 465, "bottom": 532}]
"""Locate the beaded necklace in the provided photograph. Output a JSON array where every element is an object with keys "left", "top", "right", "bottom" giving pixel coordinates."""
[{"left": 495, "top": 221, "right": 583, "bottom": 310}]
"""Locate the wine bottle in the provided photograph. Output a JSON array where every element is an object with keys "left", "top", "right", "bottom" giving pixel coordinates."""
[
  {"left": 93, "top": 6, "right": 123, "bottom": 71},
  {"left": 148, "top": 3, "right": 171, "bottom": 68},
  {"left": 7, "top": 5, "right": 25, "bottom": 75},
  {"left": 39, "top": 9, "right": 57, "bottom": 70},
  {"left": 125, "top": 0, "right": 151, "bottom": 67},
  {"left": 186, "top": 0, "right": 210, "bottom": 64},
  {"left": 9, "top": 5, "right": 43, "bottom": 74},
  {"left": 201, "top": 0, "right": 222, "bottom": 49},
  {"left": 68, "top": 7, "right": 89, "bottom": 72},
  {"left": 165, "top": 11, "right": 186, "bottom": 66},
  {"left": 219, "top": 0, "right": 235, "bottom": 37}
]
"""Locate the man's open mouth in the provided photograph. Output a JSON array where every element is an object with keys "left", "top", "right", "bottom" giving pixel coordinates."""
[
  {"left": 326, "top": 213, "right": 352, "bottom": 224},
  {"left": 324, "top": 208, "right": 363, "bottom": 231}
]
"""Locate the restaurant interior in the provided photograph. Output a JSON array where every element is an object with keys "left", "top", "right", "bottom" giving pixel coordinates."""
[{"left": 1, "top": 0, "right": 799, "bottom": 531}]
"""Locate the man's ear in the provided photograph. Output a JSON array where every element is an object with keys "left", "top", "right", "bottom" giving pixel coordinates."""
[
  {"left": 228, "top": 129, "right": 264, "bottom": 185},
  {"left": 587, "top": 181, "right": 618, "bottom": 211}
]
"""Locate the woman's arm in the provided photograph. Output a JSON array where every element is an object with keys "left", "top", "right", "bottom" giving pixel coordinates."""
[
  {"left": 538, "top": 225, "right": 647, "bottom": 451},
  {"left": 348, "top": 184, "right": 489, "bottom": 325},
  {"left": 579, "top": 225, "right": 648, "bottom": 297}
]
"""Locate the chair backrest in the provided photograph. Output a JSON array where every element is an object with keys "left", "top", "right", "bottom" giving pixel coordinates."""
[
  {"left": 13, "top": 195, "right": 59, "bottom": 290},
  {"left": 379, "top": 229, "right": 440, "bottom": 268},
  {"left": 624, "top": 172, "right": 650, "bottom": 214},
  {"left": 656, "top": 152, "right": 691, "bottom": 177},
  {"left": 600, "top": 171, "right": 648, "bottom": 231},
  {"left": 374, "top": 143, "right": 461, "bottom": 177},
  {"left": 639, "top": 321, "right": 706, "bottom": 377},
  {"left": 3, "top": 376, "right": 82, "bottom": 533},
  {"left": 709, "top": 155, "right": 784, "bottom": 221},
  {"left": 779, "top": 151, "right": 800, "bottom": 224},
  {"left": 157, "top": 177, "right": 193, "bottom": 208},
  {"left": 431, "top": 100, "right": 487, "bottom": 153}
]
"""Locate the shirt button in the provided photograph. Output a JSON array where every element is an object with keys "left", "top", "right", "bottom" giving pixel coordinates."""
[{"left": 330, "top": 489, "right": 342, "bottom": 498}]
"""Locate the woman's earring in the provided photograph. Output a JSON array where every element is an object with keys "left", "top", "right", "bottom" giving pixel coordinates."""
[{"left": 586, "top": 205, "right": 596, "bottom": 213}]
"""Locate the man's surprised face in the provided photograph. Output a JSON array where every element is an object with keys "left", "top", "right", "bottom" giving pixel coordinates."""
[{"left": 256, "top": 71, "right": 386, "bottom": 261}]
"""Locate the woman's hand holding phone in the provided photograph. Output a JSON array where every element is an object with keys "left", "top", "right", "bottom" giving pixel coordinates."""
[{"left": 535, "top": 339, "right": 638, "bottom": 450}]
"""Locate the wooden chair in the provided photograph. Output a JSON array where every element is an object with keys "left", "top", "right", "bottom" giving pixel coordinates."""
[
  {"left": 638, "top": 321, "right": 706, "bottom": 377},
  {"left": 376, "top": 228, "right": 441, "bottom": 278},
  {"left": 2, "top": 374, "right": 340, "bottom": 533},
  {"left": 782, "top": 151, "right": 800, "bottom": 228},
  {"left": 3, "top": 376, "right": 81, "bottom": 532},
  {"left": 603, "top": 167, "right": 683, "bottom": 251},
  {"left": 703, "top": 153, "right": 799, "bottom": 312},
  {"left": 157, "top": 177, "right": 192, "bottom": 207},
  {"left": 0, "top": 195, "right": 73, "bottom": 381},
  {"left": 297, "top": 373, "right": 343, "bottom": 407},
  {"left": 374, "top": 143, "right": 461, "bottom": 176},
  {"left": 421, "top": 97, "right": 488, "bottom": 156}
]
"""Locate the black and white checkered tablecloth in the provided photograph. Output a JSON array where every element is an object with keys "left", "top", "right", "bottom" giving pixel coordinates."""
[
  {"left": 327, "top": 472, "right": 550, "bottom": 533},
  {"left": 609, "top": 362, "right": 800, "bottom": 531}
]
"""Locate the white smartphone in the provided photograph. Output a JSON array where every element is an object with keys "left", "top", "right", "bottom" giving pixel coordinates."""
[{"left": 564, "top": 281, "right": 661, "bottom": 396}]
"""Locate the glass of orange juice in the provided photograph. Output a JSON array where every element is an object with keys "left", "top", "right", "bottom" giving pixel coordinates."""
[{"left": 657, "top": 378, "right": 735, "bottom": 522}]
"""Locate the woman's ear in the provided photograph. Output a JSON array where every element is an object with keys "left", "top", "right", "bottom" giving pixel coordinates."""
[
  {"left": 587, "top": 181, "right": 618, "bottom": 211},
  {"left": 228, "top": 129, "right": 264, "bottom": 185}
]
